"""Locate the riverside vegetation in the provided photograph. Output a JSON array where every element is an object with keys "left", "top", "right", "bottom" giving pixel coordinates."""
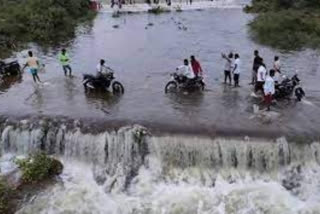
[
  {"left": 0, "top": 153, "right": 63, "bottom": 213},
  {"left": 0, "top": 0, "right": 96, "bottom": 57},
  {"left": 245, "top": 0, "right": 320, "bottom": 50}
]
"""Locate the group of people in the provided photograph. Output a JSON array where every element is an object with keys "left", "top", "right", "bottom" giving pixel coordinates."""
[
  {"left": 23, "top": 49, "right": 112, "bottom": 83},
  {"left": 23, "top": 48, "right": 281, "bottom": 110},
  {"left": 222, "top": 50, "right": 282, "bottom": 110}
]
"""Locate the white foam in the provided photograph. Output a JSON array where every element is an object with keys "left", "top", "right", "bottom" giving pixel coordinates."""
[{"left": 15, "top": 161, "right": 320, "bottom": 214}]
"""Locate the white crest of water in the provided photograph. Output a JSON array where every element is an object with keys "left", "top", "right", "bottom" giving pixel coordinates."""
[{"left": 1, "top": 120, "right": 320, "bottom": 213}]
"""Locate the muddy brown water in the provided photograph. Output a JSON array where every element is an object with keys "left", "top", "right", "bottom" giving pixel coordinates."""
[{"left": 1, "top": 8, "right": 320, "bottom": 139}]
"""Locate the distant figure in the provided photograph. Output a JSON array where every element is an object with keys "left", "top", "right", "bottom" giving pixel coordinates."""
[
  {"left": 190, "top": 55, "right": 203, "bottom": 77},
  {"left": 273, "top": 56, "right": 281, "bottom": 84},
  {"left": 22, "top": 51, "right": 41, "bottom": 83},
  {"left": 222, "top": 52, "right": 233, "bottom": 85},
  {"left": 232, "top": 54, "right": 241, "bottom": 87},
  {"left": 251, "top": 50, "right": 262, "bottom": 85},
  {"left": 255, "top": 58, "right": 267, "bottom": 94},
  {"left": 59, "top": 49, "right": 72, "bottom": 76},
  {"left": 264, "top": 69, "right": 275, "bottom": 111}
]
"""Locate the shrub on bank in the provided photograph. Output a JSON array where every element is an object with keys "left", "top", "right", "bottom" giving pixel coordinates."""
[
  {"left": 0, "top": 0, "right": 96, "bottom": 57},
  {"left": 249, "top": 10, "right": 320, "bottom": 50},
  {"left": 246, "top": 0, "right": 320, "bottom": 50},
  {"left": 16, "top": 152, "right": 63, "bottom": 183}
]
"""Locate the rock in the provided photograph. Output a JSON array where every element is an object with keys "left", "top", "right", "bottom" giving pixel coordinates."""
[
  {"left": 113, "top": 25, "right": 119, "bottom": 29},
  {"left": 49, "top": 159, "right": 63, "bottom": 176}
]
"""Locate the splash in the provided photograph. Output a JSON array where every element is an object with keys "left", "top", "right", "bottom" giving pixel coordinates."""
[{"left": 0, "top": 119, "right": 320, "bottom": 213}]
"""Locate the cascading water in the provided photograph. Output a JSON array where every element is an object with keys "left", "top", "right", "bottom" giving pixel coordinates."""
[{"left": 1, "top": 119, "right": 320, "bottom": 213}]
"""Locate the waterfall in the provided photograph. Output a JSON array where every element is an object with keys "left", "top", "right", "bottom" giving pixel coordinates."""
[
  {"left": 1, "top": 119, "right": 320, "bottom": 187},
  {"left": 1, "top": 119, "right": 320, "bottom": 213}
]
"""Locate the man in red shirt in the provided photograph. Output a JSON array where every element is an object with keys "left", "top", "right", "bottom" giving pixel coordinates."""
[{"left": 190, "top": 55, "right": 203, "bottom": 77}]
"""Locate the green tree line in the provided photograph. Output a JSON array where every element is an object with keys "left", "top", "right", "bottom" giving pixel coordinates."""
[{"left": 0, "top": 0, "right": 95, "bottom": 57}]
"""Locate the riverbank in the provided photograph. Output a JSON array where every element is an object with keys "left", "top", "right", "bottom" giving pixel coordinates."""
[
  {"left": 0, "top": 153, "right": 63, "bottom": 213},
  {"left": 245, "top": 0, "right": 320, "bottom": 50},
  {"left": 0, "top": 0, "right": 96, "bottom": 58}
]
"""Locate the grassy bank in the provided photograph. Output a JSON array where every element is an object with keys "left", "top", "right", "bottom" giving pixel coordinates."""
[
  {"left": 0, "top": 0, "right": 96, "bottom": 58},
  {"left": 245, "top": 0, "right": 320, "bottom": 50},
  {"left": 0, "top": 153, "right": 63, "bottom": 213}
]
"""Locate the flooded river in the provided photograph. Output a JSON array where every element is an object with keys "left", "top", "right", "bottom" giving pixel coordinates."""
[
  {"left": 1, "top": 1, "right": 320, "bottom": 213},
  {"left": 1, "top": 4, "right": 320, "bottom": 138}
]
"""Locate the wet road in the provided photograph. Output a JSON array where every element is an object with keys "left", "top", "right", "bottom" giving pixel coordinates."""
[{"left": 1, "top": 8, "right": 320, "bottom": 138}]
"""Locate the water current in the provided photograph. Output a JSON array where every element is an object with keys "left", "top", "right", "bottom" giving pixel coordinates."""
[{"left": 1, "top": 0, "right": 320, "bottom": 213}]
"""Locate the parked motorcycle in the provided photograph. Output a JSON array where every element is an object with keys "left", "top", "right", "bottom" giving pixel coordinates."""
[
  {"left": 274, "top": 74, "right": 305, "bottom": 101},
  {"left": 165, "top": 72, "right": 205, "bottom": 93},
  {"left": 0, "top": 60, "right": 21, "bottom": 79},
  {"left": 83, "top": 71, "right": 124, "bottom": 94}
]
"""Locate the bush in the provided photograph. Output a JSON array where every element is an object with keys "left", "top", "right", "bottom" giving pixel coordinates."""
[
  {"left": 245, "top": 0, "right": 320, "bottom": 50},
  {"left": 0, "top": 0, "right": 95, "bottom": 57},
  {"left": 249, "top": 10, "right": 320, "bottom": 50},
  {"left": 245, "top": 0, "right": 320, "bottom": 12},
  {"left": 0, "top": 179, "right": 11, "bottom": 214},
  {"left": 16, "top": 152, "right": 63, "bottom": 184}
]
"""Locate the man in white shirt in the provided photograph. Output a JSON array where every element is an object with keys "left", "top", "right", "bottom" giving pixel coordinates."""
[
  {"left": 255, "top": 58, "right": 267, "bottom": 94},
  {"left": 96, "top": 59, "right": 112, "bottom": 77},
  {"left": 176, "top": 59, "right": 195, "bottom": 80},
  {"left": 222, "top": 52, "right": 233, "bottom": 85},
  {"left": 264, "top": 69, "right": 275, "bottom": 111},
  {"left": 232, "top": 53, "right": 241, "bottom": 87}
]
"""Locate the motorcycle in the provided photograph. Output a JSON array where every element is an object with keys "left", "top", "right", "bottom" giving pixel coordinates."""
[
  {"left": 0, "top": 60, "right": 21, "bottom": 79},
  {"left": 83, "top": 71, "right": 124, "bottom": 94},
  {"left": 274, "top": 74, "right": 305, "bottom": 101},
  {"left": 165, "top": 72, "right": 205, "bottom": 93}
]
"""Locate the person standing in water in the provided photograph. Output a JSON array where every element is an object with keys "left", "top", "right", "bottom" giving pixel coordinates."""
[
  {"left": 190, "top": 55, "right": 203, "bottom": 77},
  {"left": 251, "top": 50, "right": 262, "bottom": 85},
  {"left": 222, "top": 52, "right": 233, "bottom": 85},
  {"left": 232, "top": 53, "right": 241, "bottom": 87},
  {"left": 264, "top": 69, "right": 275, "bottom": 111},
  {"left": 22, "top": 51, "right": 41, "bottom": 83},
  {"left": 255, "top": 58, "right": 267, "bottom": 94},
  {"left": 273, "top": 56, "right": 281, "bottom": 84},
  {"left": 59, "top": 49, "right": 72, "bottom": 76}
]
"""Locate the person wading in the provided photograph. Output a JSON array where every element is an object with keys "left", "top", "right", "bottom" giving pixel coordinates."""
[
  {"left": 251, "top": 50, "right": 262, "bottom": 85},
  {"left": 255, "top": 58, "right": 267, "bottom": 95},
  {"left": 190, "top": 55, "right": 203, "bottom": 78},
  {"left": 22, "top": 51, "right": 41, "bottom": 83},
  {"left": 273, "top": 56, "right": 281, "bottom": 84},
  {"left": 222, "top": 52, "right": 233, "bottom": 85},
  {"left": 264, "top": 69, "right": 275, "bottom": 111},
  {"left": 232, "top": 53, "right": 241, "bottom": 87},
  {"left": 59, "top": 49, "right": 72, "bottom": 76}
]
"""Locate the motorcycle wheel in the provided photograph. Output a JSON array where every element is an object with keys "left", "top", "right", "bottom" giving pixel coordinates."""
[
  {"left": 165, "top": 81, "right": 178, "bottom": 93},
  {"left": 112, "top": 81, "right": 124, "bottom": 94}
]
